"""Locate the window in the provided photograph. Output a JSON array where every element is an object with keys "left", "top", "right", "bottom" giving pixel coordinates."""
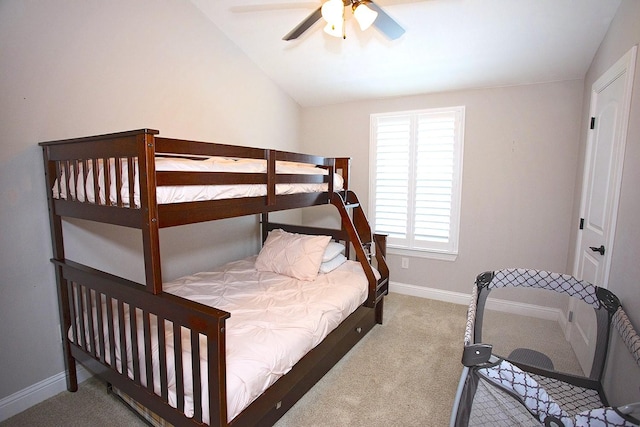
[{"left": 369, "top": 107, "right": 465, "bottom": 259}]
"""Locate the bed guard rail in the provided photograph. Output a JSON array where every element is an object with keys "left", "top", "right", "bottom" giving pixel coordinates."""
[{"left": 52, "top": 258, "right": 230, "bottom": 426}]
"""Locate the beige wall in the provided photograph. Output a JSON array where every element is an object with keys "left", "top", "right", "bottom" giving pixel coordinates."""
[
  {"left": 570, "top": 0, "right": 640, "bottom": 405},
  {"left": 0, "top": 0, "right": 300, "bottom": 401},
  {"left": 301, "top": 81, "right": 584, "bottom": 297}
]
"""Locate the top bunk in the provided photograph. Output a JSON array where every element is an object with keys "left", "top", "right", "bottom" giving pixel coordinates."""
[
  {"left": 40, "top": 129, "right": 388, "bottom": 299},
  {"left": 39, "top": 128, "right": 351, "bottom": 229}
]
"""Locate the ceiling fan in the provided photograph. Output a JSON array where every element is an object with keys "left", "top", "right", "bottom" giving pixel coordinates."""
[{"left": 282, "top": 0, "right": 405, "bottom": 41}]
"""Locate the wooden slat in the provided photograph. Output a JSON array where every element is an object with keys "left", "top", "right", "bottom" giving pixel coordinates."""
[
  {"left": 39, "top": 130, "right": 152, "bottom": 160},
  {"left": 117, "top": 301, "right": 127, "bottom": 376},
  {"left": 106, "top": 295, "right": 117, "bottom": 369},
  {"left": 157, "top": 193, "right": 330, "bottom": 227},
  {"left": 158, "top": 318, "right": 169, "bottom": 401},
  {"left": 91, "top": 159, "right": 100, "bottom": 205},
  {"left": 53, "top": 200, "right": 141, "bottom": 227},
  {"left": 143, "top": 311, "right": 154, "bottom": 392},
  {"left": 102, "top": 158, "right": 110, "bottom": 206},
  {"left": 114, "top": 157, "right": 123, "bottom": 207},
  {"left": 67, "top": 282, "right": 78, "bottom": 347},
  {"left": 156, "top": 171, "right": 266, "bottom": 186},
  {"left": 77, "top": 285, "right": 88, "bottom": 352},
  {"left": 130, "top": 307, "right": 140, "bottom": 384},
  {"left": 81, "top": 159, "right": 89, "bottom": 204},
  {"left": 63, "top": 161, "right": 72, "bottom": 201},
  {"left": 155, "top": 137, "right": 266, "bottom": 159},
  {"left": 55, "top": 161, "right": 63, "bottom": 201},
  {"left": 128, "top": 157, "right": 136, "bottom": 207},
  {"left": 276, "top": 174, "right": 327, "bottom": 184},
  {"left": 193, "top": 170, "right": 326, "bottom": 190},
  {"left": 174, "top": 322, "right": 185, "bottom": 413},
  {"left": 191, "top": 331, "right": 202, "bottom": 422},
  {"left": 267, "top": 150, "right": 276, "bottom": 206},
  {"left": 96, "top": 291, "right": 106, "bottom": 364}
]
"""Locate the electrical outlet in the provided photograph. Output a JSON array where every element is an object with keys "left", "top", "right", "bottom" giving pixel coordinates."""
[{"left": 401, "top": 257, "right": 409, "bottom": 269}]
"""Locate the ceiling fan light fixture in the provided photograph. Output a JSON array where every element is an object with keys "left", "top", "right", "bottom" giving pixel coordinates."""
[
  {"left": 321, "top": 0, "right": 344, "bottom": 24},
  {"left": 283, "top": 0, "right": 403, "bottom": 41},
  {"left": 352, "top": 1, "right": 378, "bottom": 31}
]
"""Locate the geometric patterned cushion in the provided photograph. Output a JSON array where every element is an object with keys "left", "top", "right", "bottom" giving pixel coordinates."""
[
  {"left": 477, "top": 360, "right": 573, "bottom": 426},
  {"left": 574, "top": 408, "right": 639, "bottom": 427}
]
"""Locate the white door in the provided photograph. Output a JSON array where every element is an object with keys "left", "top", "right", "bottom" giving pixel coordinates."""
[{"left": 569, "top": 46, "right": 637, "bottom": 375}]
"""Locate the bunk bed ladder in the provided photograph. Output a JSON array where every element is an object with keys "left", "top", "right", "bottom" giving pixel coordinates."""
[{"left": 331, "top": 191, "right": 389, "bottom": 309}]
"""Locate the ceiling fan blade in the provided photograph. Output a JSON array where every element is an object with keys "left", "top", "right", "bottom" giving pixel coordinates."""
[
  {"left": 231, "top": 3, "right": 320, "bottom": 13},
  {"left": 368, "top": 1, "right": 406, "bottom": 40},
  {"left": 282, "top": 6, "right": 323, "bottom": 40}
]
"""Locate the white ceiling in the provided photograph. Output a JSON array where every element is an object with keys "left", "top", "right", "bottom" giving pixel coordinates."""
[{"left": 192, "top": 0, "right": 621, "bottom": 107}]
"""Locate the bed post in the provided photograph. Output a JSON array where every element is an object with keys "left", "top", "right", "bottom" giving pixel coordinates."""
[
  {"left": 41, "top": 145, "right": 78, "bottom": 392},
  {"left": 137, "top": 129, "right": 163, "bottom": 294},
  {"left": 335, "top": 158, "right": 350, "bottom": 194},
  {"left": 260, "top": 212, "right": 269, "bottom": 244}
]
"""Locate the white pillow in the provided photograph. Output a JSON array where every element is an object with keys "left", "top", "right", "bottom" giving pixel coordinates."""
[
  {"left": 319, "top": 254, "right": 348, "bottom": 274},
  {"left": 255, "top": 229, "right": 331, "bottom": 281},
  {"left": 322, "top": 242, "right": 346, "bottom": 262}
]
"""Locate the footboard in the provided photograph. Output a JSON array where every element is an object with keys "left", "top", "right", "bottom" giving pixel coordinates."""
[{"left": 53, "top": 259, "right": 230, "bottom": 426}]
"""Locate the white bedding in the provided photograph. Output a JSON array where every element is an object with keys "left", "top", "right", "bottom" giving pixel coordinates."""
[
  {"left": 53, "top": 156, "right": 344, "bottom": 206},
  {"left": 75, "top": 256, "right": 369, "bottom": 423}
]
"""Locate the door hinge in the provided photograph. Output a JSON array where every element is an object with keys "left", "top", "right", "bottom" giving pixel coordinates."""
[
  {"left": 579, "top": 218, "right": 584, "bottom": 230},
  {"left": 590, "top": 117, "right": 596, "bottom": 129}
]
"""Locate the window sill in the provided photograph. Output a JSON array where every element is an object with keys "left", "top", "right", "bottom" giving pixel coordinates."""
[{"left": 387, "top": 247, "right": 458, "bottom": 262}]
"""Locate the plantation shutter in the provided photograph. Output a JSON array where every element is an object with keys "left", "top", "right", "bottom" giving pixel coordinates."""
[
  {"left": 372, "top": 115, "right": 412, "bottom": 243},
  {"left": 371, "top": 107, "right": 464, "bottom": 255}
]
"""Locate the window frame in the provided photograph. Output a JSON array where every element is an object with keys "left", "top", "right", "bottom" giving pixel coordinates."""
[{"left": 369, "top": 106, "right": 465, "bottom": 261}]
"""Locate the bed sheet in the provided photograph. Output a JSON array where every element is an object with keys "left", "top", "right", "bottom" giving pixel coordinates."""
[
  {"left": 53, "top": 156, "right": 344, "bottom": 206},
  {"left": 73, "top": 256, "right": 369, "bottom": 423}
]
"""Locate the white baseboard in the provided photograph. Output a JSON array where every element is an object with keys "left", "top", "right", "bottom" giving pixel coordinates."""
[
  {"left": 0, "top": 365, "right": 92, "bottom": 422},
  {"left": 389, "top": 280, "right": 569, "bottom": 329},
  {"left": 390, "top": 281, "right": 472, "bottom": 305}
]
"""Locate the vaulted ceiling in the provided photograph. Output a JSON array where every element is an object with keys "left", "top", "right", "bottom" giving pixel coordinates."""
[{"left": 192, "top": 0, "right": 621, "bottom": 107}]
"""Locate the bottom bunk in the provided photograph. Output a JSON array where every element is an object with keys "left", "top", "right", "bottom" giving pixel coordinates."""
[{"left": 56, "top": 231, "right": 385, "bottom": 427}]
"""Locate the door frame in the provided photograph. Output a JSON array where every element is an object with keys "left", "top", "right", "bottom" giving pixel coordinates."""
[
  {"left": 572, "top": 45, "right": 637, "bottom": 287},
  {"left": 567, "top": 45, "right": 636, "bottom": 374}
]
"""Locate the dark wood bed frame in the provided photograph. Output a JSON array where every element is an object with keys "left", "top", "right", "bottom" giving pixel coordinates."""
[{"left": 40, "top": 129, "right": 389, "bottom": 426}]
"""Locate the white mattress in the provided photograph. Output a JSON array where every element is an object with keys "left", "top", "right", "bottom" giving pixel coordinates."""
[
  {"left": 75, "top": 256, "right": 369, "bottom": 423},
  {"left": 53, "top": 156, "right": 344, "bottom": 206}
]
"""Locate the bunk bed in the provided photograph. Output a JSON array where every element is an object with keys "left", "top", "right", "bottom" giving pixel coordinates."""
[{"left": 39, "top": 128, "right": 389, "bottom": 427}]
